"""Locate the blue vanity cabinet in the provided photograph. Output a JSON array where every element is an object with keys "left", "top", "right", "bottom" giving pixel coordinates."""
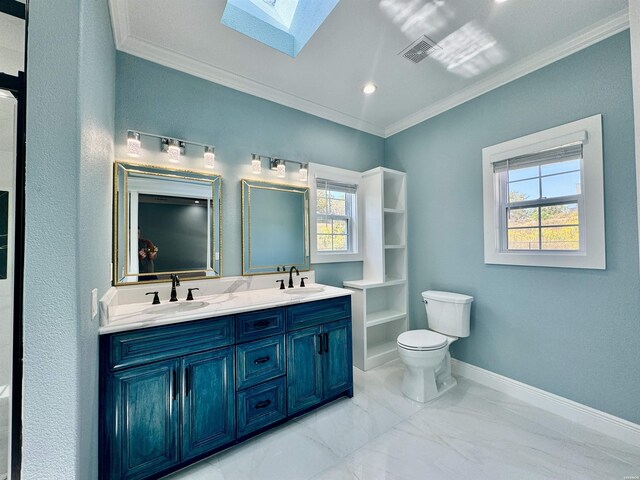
[
  {"left": 286, "top": 296, "right": 353, "bottom": 415},
  {"left": 287, "top": 326, "right": 324, "bottom": 414},
  {"left": 181, "top": 347, "right": 235, "bottom": 461},
  {"left": 101, "top": 296, "right": 352, "bottom": 480},
  {"left": 322, "top": 319, "right": 353, "bottom": 399},
  {"left": 100, "top": 316, "right": 235, "bottom": 480},
  {"left": 107, "top": 359, "right": 180, "bottom": 480}
]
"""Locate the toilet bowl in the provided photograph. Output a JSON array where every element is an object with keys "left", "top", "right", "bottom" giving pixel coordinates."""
[{"left": 397, "top": 291, "right": 473, "bottom": 403}]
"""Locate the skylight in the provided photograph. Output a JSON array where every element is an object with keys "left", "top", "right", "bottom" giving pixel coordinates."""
[{"left": 221, "top": 0, "right": 340, "bottom": 57}]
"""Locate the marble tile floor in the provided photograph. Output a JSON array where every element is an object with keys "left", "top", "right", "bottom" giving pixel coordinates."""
[{"left": 165, "top": 360, "right": 640, "bottom": 480}]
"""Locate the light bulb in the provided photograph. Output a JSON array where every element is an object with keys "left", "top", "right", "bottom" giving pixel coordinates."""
[
  {"left": 362, "top": 83, "right": 377, "bottom": 95},
  {"left": 167, "top": 139, "right": 181, "bottom": 163},
  {"left": 204, "top": 146, "right": 215, "bottom": 169},
  {"left": 127, "top": 131, "right": 141, "bottom": 157},
  {"left": 299, "top": 165, "right": 308, "bottom": 182},
  {"left": 251, "top": 154, "right": 262, "bottom": 174},
  {"left": 277, "top": 162, "right": 286, "bottom": 178}
]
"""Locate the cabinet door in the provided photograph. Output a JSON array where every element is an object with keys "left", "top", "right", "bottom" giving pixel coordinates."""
[
  {"left": 181, "top": 347, "right": 235, "bottom": 461},
  {"left": 110, "top": 359, "right": 179, "bottom": 480},
  {"left": 322, "top": 320, "right": 353, "bottom": 399},
  {"left": 287, "top": 326, "right": 323, "bottom": 415}
]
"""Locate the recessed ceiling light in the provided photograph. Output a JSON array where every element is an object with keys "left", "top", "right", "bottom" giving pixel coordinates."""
[
  {"left": 495, "top": 0, "right": 509, "bottom": 3},
  {"left": 363, "top": 83, "right": 377, "bottom": 95}
]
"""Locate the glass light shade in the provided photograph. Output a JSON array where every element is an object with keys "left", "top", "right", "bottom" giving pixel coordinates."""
[
  {"left": 252, "top": 158, "right": 262, "bottom": 174},
  {"left": 276, "top": 162, "right": 286, "bottom": 178},
  {"left": 204, "top": 146, "right": 215, "bottom": 169},
  {"left": 127, "top": 132, "right": 141, "bottom": 157},
  {"left": 167, "top": 144, "right": 181, "bottom": 163},
  {"left": 299, "top": 165, "right": 308, "bottom": 182}
]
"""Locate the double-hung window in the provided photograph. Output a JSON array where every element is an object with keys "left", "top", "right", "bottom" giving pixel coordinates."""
[
  {"left": 483, "top": 114, "right": 605, "bottom": 269},
  {"left": 316, "top": 179, "right": 357, "bottom": 252},
  {"left": 309, "top": 163, "right": 363, "bottom": 263}
]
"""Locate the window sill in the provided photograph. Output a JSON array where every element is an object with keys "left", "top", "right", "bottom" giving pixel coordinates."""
[{"left": 311, "top": 251, "right": 364, "bottom": 264}]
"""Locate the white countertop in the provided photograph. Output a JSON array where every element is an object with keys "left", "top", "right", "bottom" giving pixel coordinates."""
[{"left": 99, "top": 284, "right": 351, "bottom": 335}]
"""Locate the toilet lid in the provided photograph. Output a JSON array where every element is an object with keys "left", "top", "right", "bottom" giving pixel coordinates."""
[{"left": 397, "top": 330, "right": 448, "bottom": 351}]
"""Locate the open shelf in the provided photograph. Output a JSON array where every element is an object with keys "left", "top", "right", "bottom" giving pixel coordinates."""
[
  {"left": 344, "top": 167, "right": 408, "bottom": 371},
  {"left": 366, "top": 283, "right": 406, "bottom": 317},
  {"left": 384, "top": 211, "right": 405, "bottom": 246},
  {"left": 366, "top": 317, "right": 407, "bottom": 368},
  {"left": 383, "top": 171, "right": 406, "bottom": 211},
  {"left": 384, "top": 248, "right": 406, "bottom": 283},
  {"left": 366, "top": 310, "right": 406, "bottom": 327},
  {"left": 367, "top": 340, "right": 397, "bottom": 360}
]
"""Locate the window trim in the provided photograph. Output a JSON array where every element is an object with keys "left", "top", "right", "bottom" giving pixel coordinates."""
[
  {"left": 309, "top": 163, "right": 363, "bottom": 263},
  {"left": 482, "top": 114, "right": 605, "bottom": 269}
]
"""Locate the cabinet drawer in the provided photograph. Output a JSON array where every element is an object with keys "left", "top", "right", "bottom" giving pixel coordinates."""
[
  {"left": 236, "top": 308, "right": 285, "bottom": 343},
  {"left": 107, "top": 316, "right": 234, "bottom": 370},
  {"left": 236, "top": 335, "right": 285, "bottom": 390},
  {"left": 236, "top": 377, "right": 286, "bottom": 438},
  {"left": 286, "top": 296, "right": 351, "bottom": 331}
]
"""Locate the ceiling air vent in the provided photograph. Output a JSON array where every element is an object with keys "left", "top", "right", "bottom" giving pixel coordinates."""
[{"left": 398, "top": 35, "right": 441, "bottom": 64}]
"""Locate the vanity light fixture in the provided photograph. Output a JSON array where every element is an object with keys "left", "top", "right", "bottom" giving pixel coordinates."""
[
  {"left": 127, "top": 130, "right": 216, "bottom": 169},
  {"left": 127, "top": 131, "right": 141, "bottom": 157},
  {"left": 252, "top": 153, "right": 308, "bottom": 181},
  {"left": 204, "top": 146, "right": 215, "bottom": 169},
  {"left": 271, "top": 158, "right": 286, "bottom": 178},
  {"left": 166, "top": 139, "right": 183, "bottom": 163},
  {"left": 251, "top": 154, "right": 262, "bottom": 174},
  {"left": 299, "top": 164, "right": 308, "bottom": 182}
]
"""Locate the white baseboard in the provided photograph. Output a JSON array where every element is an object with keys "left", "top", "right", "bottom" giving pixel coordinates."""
[{"left": 451, "top": 358, "right": 640, "bottom": 448}]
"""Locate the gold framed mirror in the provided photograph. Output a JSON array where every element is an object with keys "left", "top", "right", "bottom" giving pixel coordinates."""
[
  {"left": 241, "top": 179, "right": 310, "bottom": 275},
  {"left": 113, "top": 161, "right": 222, "bottom": 284}
]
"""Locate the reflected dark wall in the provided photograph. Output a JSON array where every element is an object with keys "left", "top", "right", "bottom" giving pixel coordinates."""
[{"left": 138, "top": 199, "right": 208, "bottom": 272}]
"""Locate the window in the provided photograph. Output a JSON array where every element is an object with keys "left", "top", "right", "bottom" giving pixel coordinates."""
[
  {"left": 309, "top": 163, "right": 363, "bottom": 263},
  {"left": 316, "top": 179, "right": 356, "bottom": 252},
  {"left": 483, "top": 114, "right": 605, "bottom": 269}
]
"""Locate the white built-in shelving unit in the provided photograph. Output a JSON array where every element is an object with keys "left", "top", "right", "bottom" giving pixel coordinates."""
[{"left": 344, "top": 167, "right": 408, "bottom": 371}]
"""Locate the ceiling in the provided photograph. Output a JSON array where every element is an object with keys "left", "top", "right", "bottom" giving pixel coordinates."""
[{"left": 109, "top": 0, "right": 629, "bottom": 138}]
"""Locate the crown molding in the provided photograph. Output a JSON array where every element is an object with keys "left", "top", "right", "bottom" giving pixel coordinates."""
[
  {"left": 108, "top": 0, "right": 130, "bottom": 49},
  {"left": 113, "top": 33, "right": 386, "bottom": 137},
  {"left": 109, "top": 2, "right": 628, "bottom": 140},
  {"left": 385, "top": 9, "right": 630, "bottom": 137}
]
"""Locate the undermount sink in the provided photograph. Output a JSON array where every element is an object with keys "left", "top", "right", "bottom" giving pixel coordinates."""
[
  {"left": 143, "top": 301, "right": 210, "bottom": 315},
  {"left": 283, "top": 287, "right": 325, "bottom": 296}
]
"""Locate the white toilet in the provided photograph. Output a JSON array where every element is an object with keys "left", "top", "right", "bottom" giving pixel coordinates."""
[{"left": 397, "top": 290, "right": 473, "bottom": 403}]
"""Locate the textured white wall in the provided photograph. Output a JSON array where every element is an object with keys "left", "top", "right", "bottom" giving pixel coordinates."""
[{"left": 23, "top": 1, "right": 115, "bottom": 478}]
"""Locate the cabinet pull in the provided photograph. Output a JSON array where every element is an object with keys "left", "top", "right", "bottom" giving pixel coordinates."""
[
  {"left": 317, "top": 334, "right": 323, "bottom": 355},
  {"left": 324, "top": 333, "right": 329, "bottom": 353},
  {"left": 172, "top": 369, "right": 177, "bottom": 401},
  {"left": 254, "top": 356, "right": 270, "bottom": 364},
  {"left": 185, "top": 366, "right": 190, "bottom": 396},
  {"left": 254, "top": 400, "right": 271, "bottom": 409},
  {"left": 252, "top": 319, "right": 270, "bottom": 329}
]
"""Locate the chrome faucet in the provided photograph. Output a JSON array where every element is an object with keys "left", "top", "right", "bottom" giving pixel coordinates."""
[
  {"left": 170, "top": 274, "right": 180, "bottom": 302},
  {"left": 288, "top": 266, "right": 299, "bottom": 288}
]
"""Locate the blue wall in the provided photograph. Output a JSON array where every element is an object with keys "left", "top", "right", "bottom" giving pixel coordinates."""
[
  {"left": 115, "top": 53, "right": 385, "bottom": 286},
  {"left": 385, "top": 31, "right": 640, "bottom": 423},
  {"left": 25, "top": 0, "right": 115, "bottom": 478}
]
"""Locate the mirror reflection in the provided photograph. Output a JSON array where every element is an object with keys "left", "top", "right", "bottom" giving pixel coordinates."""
[
  {"left": 242, "top": 179, "right": 310, "bottom": 275},
  {"left": 114, "top": 162, "right": 221, "bottom": 284}
]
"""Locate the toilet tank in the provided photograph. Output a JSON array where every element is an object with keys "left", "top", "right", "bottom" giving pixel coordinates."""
[{"left": 422, "top": 290, "right": 473, "bottom": 338}]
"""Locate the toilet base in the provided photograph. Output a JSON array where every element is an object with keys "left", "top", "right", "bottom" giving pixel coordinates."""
[{"left": 400, "top": 352, "right": 457, "bottom": 403}]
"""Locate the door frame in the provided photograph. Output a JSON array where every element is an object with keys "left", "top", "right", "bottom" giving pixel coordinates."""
[{"left": 0, "top": 1, "right": 27, "bottom": 478}]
